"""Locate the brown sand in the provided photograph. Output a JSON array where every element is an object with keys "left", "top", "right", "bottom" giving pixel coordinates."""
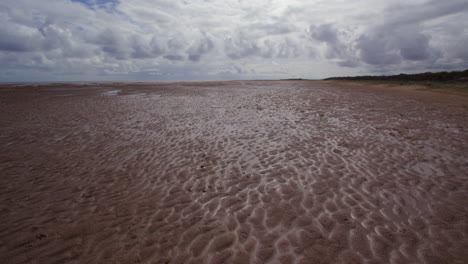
[{"left": 0, "top": 80, "right": 467, "bottom": 264}]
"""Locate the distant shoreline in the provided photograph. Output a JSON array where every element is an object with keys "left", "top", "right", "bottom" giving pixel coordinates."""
[{"left": 325, "top": 69, "right": 468, "bottom": 91}]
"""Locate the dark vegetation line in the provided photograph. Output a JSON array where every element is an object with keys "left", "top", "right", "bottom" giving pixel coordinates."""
[
  {"left": 325, "top": 69, "right": 468, "bottom": 82},
  {"left": 324, "top": 69, "right": 468, "bottom": 90}
]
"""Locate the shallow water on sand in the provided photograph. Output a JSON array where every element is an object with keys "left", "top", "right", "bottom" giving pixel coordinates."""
[{"left": 0, "top": 80, "right": 467, "bottom": 264}]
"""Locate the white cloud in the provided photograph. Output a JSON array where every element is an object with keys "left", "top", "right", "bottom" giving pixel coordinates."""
[{"left": 0, "top": 0, "right": 467, "bottom": 81}]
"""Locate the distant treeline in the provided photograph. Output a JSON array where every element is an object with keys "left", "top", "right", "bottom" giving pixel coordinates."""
[{"left": 325, "top": 69, "right": 468, "bottom": 82}]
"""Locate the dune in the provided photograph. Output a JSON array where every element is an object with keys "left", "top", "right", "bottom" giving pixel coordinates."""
[{"left": 0, "top": 80, "right": 467, "bottom": 264}]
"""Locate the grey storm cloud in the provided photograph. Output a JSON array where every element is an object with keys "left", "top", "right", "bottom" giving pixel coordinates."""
[
  {"left": 0, "top": 0, "right": 467, "bottom": 81},
  {"left": 351, "top": 0, "right": 468, "bottom": 67},
  {"left": 309, "top": 24, "right": 358, "bottom": 67},
  {"left": 396, "top": 33, "right": 432, "bottom": 61},
  {"left": 310, "top": 24, "right": 351, "bottom": 60},
  {"left": 164, "top": 55, "right": 184, "bottom": 61},
  {"left": 224, "top": 35, "right": 261, "bottom": 60},
  {"left": 188, "top": 37, "right": 214, "bottom": 62},
  {"left": 308, "top": 0, "right": 468, "bottom": 72},
  {"left": 224, "top": 36, "right": 302, "bottom": 60},
  {"left": 0, "top": 21, "right": 69, "bottom": 53}
]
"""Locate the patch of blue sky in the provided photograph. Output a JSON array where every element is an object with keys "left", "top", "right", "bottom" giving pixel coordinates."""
[{"left": 71, "top": 0, "right": 120, "bottom": 12}]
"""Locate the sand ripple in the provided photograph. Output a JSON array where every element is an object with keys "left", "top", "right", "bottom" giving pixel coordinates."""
[{"left": 1, "top": 81, "right": 467, "bottom": 263}]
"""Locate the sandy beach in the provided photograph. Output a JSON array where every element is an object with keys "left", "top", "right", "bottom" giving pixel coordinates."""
[{"left": 0, "top": 80, "right": 467, "bottom": 264}]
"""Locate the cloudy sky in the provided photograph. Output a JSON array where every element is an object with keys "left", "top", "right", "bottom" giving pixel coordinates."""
[{"left": 1, "top": 0, "right": 467, "bottom": 82}]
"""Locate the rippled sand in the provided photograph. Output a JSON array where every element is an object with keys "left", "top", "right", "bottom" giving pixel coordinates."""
[{"left": 1, "top": 80, "right": 467, "bottom": 264}]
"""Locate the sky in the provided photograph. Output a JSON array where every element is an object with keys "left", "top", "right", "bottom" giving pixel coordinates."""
[{"left": 0, "top": 0, "right": 467, "bottom": 82}]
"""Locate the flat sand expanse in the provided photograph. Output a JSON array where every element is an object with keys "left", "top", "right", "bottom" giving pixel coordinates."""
[{"left": 0, "top": 80, "right": 467, "bottom": 264}]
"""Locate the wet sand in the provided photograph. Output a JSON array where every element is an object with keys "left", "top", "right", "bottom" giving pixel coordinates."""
[{"left": 0, "top": 80, "right": 467, "bottom": 264}]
